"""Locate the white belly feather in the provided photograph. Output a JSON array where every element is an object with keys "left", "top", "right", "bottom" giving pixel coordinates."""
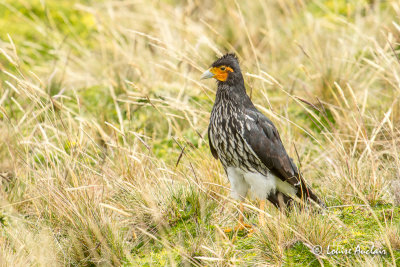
[{"left": 226, "top": 166, "right": 297, "bottom": 200}]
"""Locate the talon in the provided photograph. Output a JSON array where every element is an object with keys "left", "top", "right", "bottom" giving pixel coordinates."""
[
  {"left": 243, "top": 223, "right": 253, "bottom": 228},
  {"left": 234, "top": 223, "right": 253, "bottom": 231},
  {"left": 234, "top": 225, "right": 244, "bottom": 231}
]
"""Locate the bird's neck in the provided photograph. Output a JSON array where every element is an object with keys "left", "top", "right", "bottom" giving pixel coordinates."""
[{"left": 215, "top": 80, "right": 253, "bottom": 108}]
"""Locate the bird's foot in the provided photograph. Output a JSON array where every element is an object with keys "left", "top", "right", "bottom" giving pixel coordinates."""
[
  {"left": 235, "top": 223, "right": 253, "bottom": 231},
  {"left": 224, "top": 222, "right": 253, "bottom": 233}
]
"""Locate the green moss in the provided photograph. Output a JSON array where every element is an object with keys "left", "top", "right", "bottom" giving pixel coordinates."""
[
  {"left": 307, "top": 0, "right": 370, "bottom": 18},
  {"left": 285, "top": 241, "right": 324, "bottom": 266},
  {"left": 132, "top": 248, "right": 181, "bottom": 266},
  {"left": 0, "top": 0, "right": 97, "bottom": 70},
  {"left": 0, "top": 0, "right": 96, "bottom": 41},
  {"left": 0, "top": 214, "right": 8, "bottom": 227},
  {"left": 394, "top": 250, "right": 400, "bottom": 266}
]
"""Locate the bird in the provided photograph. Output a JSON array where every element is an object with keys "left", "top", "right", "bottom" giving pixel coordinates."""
[{"left": 201, "top": 53, "right": 325, "bottom": 230}]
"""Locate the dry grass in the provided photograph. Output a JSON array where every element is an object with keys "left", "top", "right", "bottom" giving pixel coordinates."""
[{"left": 0, "top": 0, "right": 399, "bottom": 266}]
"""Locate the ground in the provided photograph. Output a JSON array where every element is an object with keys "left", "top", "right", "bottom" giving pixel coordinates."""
[{"left": 0, "top": 0, "right": 399, "bottom": 266}]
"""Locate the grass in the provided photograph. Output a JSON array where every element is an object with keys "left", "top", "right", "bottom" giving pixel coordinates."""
[{"left": 0, "top": 0, "right": 400, "bottom": 265}]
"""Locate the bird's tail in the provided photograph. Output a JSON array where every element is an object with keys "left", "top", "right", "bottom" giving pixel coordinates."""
[
  {"left": 268, "top": 175, "right": 325, "bottom": 211},
  {"left": 285, "top": 157, "right": 325, "bottom": 209},
  {"left": 295, "top": 175, "right": 326, "bottom": 209}
]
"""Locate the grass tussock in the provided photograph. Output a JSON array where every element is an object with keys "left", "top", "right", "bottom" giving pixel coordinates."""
[{"left": 0, "top": 0, "right": 400, "bottom": 265}]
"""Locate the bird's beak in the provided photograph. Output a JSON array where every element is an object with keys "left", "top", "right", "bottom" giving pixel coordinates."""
[{"left": 200, "top": 68, "right": 215, "bottom": 80}]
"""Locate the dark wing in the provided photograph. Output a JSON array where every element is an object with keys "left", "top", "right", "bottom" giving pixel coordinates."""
[
  {"left": 208, "top": 125, "right": 218, "bottom": 159},
  {"left": 240, "top": 109, "right": 299, "bottom": 183},
  {"left": 240, "top": 108, "right": 323, "bottom": 205}
]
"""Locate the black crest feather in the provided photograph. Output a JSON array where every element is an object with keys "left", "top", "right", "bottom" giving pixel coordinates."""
[
  {"left": 220, "top": 53, "right": 238, "bottom": 61},
  {"left": 211, "top": 53, "right": 239, "bottom": 68}
]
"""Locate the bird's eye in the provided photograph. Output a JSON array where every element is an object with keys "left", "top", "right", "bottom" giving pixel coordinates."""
[{"left": 220, "top": 66, "right": 226, "bottom": 71}]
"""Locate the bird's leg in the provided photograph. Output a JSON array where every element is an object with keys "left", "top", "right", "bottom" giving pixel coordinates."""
[
  {"left": 224, "top": 202, "right": 252, "bottom": 233},
  {"left": 238, "top": 202, "right": 244, "bottom": 225},
  {"left": 234, "top": 202, "right": 253, "bottom": 230},
  {"left": 259, "top": 199, "right": 266, "bottom": 227}
]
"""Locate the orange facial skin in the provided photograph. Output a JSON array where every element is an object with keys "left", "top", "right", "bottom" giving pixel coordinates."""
[{"left": 210, "top": 65, "right": 234, "bottom": 81}]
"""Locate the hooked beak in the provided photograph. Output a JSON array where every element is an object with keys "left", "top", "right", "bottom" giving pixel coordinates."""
[{"left": 200, "top": 68, "right": 215, "bottom": 80}]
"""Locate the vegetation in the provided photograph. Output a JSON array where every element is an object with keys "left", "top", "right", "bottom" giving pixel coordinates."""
[{"left": 0, "top": 0, "right": 399, "bottom": 265}]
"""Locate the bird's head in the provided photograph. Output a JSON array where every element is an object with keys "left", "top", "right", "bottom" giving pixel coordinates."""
[{"left": 200, "top": 53, "right": 243, "bottom": 85}]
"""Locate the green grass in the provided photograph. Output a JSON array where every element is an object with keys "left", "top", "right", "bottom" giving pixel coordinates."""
[{"left": 0, "top": 0, "right": 400, "bottom": 266}]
